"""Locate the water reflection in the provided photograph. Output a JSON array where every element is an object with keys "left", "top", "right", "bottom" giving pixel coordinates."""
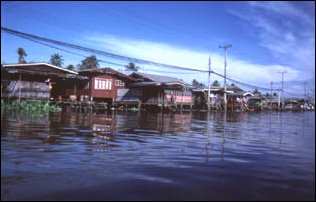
[{"left": 1, "top": 111, "right": 315, "bottom": 200}]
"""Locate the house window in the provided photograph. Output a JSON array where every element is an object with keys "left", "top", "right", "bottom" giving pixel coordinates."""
[
  {"left": 94, "top": 78, "right": 112, "bottom": 90},
  {"left": 115, "top": 80, "right": 124, "bottom": 86}
]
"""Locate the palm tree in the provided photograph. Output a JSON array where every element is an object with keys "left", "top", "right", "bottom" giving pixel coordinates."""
[
  {"left": 125, "top": 62, "right": 140, "bottom": 71},
  {"left": 253, "top": 88, "right": 261, "bottom": 95},
  {"left": 192, "top": 79, "right": 199, "bottom": 87},
  {"left": 77, "top": 55, "right": 99, "bottom": 70},
  {"left": 66, "top": 64, "right": 75, "bottom": 71},
  {"left": 49, "top": 53, "right": 64, "bottom": 67},
  {"left": 192, "top": 79, "right": 205, "bottom": 88},
  {"left": 212, "top": 80, "right": 220, "bottom": 86},
  {"left": 17, "top": 47, "right": 27, "bottom": 64}
]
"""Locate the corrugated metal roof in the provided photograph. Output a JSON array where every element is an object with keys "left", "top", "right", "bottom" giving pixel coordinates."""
[
  {"left": 1, "top": 63, "right": 88, "bottom": 79},
  {"left": 79, "top": 67, "right": 136, "bottom": 81},
  {"left": 130, "top": 72, "right": 190, "bottom": 87},
  {"left": 2, "top": 62, "right": 78, "bottom": 74}
]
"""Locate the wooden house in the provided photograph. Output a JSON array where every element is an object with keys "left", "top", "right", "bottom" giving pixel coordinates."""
[
  {"left": 119, "top": 72, "right": 193, "bottom": 110},
  {"left": 1, "top": 63, "right": 86, "bottom": 100},
  {"left": 65, "top": 68, "right": 136, "bottom": 105}
]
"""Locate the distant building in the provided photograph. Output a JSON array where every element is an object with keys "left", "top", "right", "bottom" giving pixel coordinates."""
[{"left": 192, "top": 85, "right": 245, "bottom": 110}]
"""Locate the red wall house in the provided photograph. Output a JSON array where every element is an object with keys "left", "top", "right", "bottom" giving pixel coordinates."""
[
  {"left": 77, "top": 68, "right": 135, "bottom": 104},
  {"left": 89, "top": 74, "right": 125, "bottom": 100}
]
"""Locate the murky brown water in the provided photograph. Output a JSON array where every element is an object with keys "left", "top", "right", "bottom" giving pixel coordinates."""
[{"left": 1, "top": 111, "right": 315, "bottom": 200}]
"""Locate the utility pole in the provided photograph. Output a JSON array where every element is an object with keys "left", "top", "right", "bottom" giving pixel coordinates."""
[
  {"left": 270, "top": 81, "right": 273, "bottom": 110},
  {"left": 303, "top": 82, "right": 307, "bottom": 100},
  {"left": 18, "top": 73, "right": 21, "bottom": 102},
  {"left": 219, "top": 44, "right": 232, "bottom": 112},
  {"left": 278, "top": 88, "right": 281, "bottom": 109},
  {"left": 278, "top": 70, "right": 287, "bottom": 110},
  {"left": 207, "top": 55, "right": 211, "bottom": 111}
]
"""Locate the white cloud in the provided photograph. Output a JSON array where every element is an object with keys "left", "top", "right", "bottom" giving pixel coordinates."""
[
  {"left": 247, "top": 2, "right": 314, "bottom": 26},
  {"left": 227, "top": 1, "right": 315, "bottom": 88},
  {"left": 78, "top": 33, "right": 306, "bottom": 92}
]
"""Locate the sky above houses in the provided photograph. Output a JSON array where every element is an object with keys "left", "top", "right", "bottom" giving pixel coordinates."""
[{"left": 1, "top": 1, "right": 315, "bottom": 97}]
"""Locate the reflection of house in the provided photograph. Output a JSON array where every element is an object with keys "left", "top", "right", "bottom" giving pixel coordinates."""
[
  {"left": 118, "top": 72, "right": 193, "bottom": 109},
  {"left": 164, "top": 113, "right": 193, "bottom": 132},
  {"left": 136, "top": 112, "right": 193, "bottom": 133},
  {"left": 91, "top": 114, "right": 116, "bottom": 140},
  {"left": 1, "top": 63, "right": 86, "bottom": 100},
  {"left": 66, "top": 68, "right": 136, "bottom": 105}
]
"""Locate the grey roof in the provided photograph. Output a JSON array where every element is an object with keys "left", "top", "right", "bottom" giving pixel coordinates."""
[
  {"left": 131, "top": 72, "right": 188, "bottom": 85},
  {"left": 1, "top": 63, "right": 88, "bottom": 79},
  {"left": 192, "top": 85, "right": 245, "bottom": 93},
  {"left": 2, "top": 62, "right": 78, "bottom": 74}
]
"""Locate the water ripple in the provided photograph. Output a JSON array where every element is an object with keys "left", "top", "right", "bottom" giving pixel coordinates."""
[{"left": 1, "top": 111, "right": 314, "bottom": 200}]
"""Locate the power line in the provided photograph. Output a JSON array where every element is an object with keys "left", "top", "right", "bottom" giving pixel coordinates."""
[
  {"left": 145, "top": 69, "right": 198, "bottom": 74},
  {"left": 3, "top": 7, "right": 206, "bottom": 72},
  {"left": 2, "top": 27, "right": 208, "bottom": 73},
  {"left": 2, "top": 27, "right": 204, "bottom": 75},
  {"left": 283, "top": 90, "right": 304, "bottom": 96},
  {"left": 2, "top": 27, "right": 292, "bottom": 94},
  {"left": 6, "top": 3, "right": 216, "bottom": 52},
  {"left": 16, "top": 34, "right": 130, "bottom": 68},
  {"left": 210, "top": 71, "right": 277, "bottom": 91}
]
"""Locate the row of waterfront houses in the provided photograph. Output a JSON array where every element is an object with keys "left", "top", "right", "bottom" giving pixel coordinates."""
[
  {"left": 1, "top": 63, "right": 194, "bottom": 110},
  {"left": 1, "top": 63, "right": 311, "bottom": 111}
]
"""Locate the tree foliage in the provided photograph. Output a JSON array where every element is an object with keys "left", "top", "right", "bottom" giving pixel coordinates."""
[
  {"left": 253, "top": 88, "right": 261, "bottom": 95},
  {"left": 212, "top": 80, "right": 220, "bottom": 86},
  {"left": 77, "top": 55, "right": 99, "bottom": 70},
  {"left": 125, "top": 62, "right": 140, "bottom": 71},
  {"left": 192, "top": 79, "right": 205, "bottom": 88},
  {"left": 17, "top": 47, "right": 27, "bottom": 64},
  {"left": 49, "top": 53, "right": 64, "bottom": 67},
  {"left": 66, "top": 64, "right": 75, "bottom": 71}
]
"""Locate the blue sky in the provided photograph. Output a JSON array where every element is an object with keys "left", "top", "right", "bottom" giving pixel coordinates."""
[{"left": 1, "top": 1, "right": 315, "bottom": 97}]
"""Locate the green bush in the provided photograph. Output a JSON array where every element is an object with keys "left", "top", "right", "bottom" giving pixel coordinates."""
[{"left": 1, "top": 100, "right": 62, "bottom": 114}]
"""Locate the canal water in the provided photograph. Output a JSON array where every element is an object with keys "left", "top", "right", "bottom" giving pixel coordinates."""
[{"left": 1, "top": 111, "right": 315, "bottom": 200}]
